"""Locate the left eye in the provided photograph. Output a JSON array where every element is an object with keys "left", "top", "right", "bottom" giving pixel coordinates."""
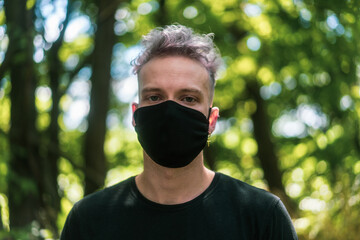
[{"left": 183, "top": 97, "right": 195, "bottom": 103}]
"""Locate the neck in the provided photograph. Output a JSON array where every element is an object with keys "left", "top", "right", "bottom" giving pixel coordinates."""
[{"left": 135, "top": 152, "right": 215, "bottom": 205}]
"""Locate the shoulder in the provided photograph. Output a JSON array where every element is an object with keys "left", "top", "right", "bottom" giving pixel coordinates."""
[
  {"left": 73, "top": 176, "right": 135, "bottom": 214},
  {"left": 214, "top": 173, "right": 282, "bottom": 223},
  {"left": 60, "top": 177, "right": 136, "bottom": 239},
  {"left": 216, "top": 172, "right": 279, "bottom": 208},
  {"left": 215, "top": 173, "right": 297, "bottom": 239}
]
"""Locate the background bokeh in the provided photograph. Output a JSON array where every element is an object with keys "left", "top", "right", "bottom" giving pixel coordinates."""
[{"left": 0, "top": 0, "right": 359, "bottom": 239}]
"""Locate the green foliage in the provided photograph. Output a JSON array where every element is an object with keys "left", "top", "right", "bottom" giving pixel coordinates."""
[
  {"left": 58, "top": 36, "right": 93, "bottom": 63},
  {"left": 0, "top": 221, "right": 53, "bottom": 240},
  {"left": 0, "top": 0, "right": 359, "bottom": 239}
]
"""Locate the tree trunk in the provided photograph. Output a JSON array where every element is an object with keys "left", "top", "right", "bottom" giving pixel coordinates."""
[
  {"left": 154, "top": 0, "right": 169, "bottom": 26},
  {"left": 44, "top": 47, "right": 62, "bottom": 236},
  {"left": 84, "top": 0, "right": 117, "bottom": 195},
  {"left": 43, "top": 2, "right": 74, "bottom": 236},
  {"left": 246, "top": 80, "right": 297, "bottom": 217},
  {"left": 5, "top": 0, "right": 42, "bottom": 228}
]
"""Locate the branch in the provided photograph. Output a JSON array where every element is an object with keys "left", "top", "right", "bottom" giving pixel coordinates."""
[
  {"left": 59, "top": 53, "right": 93, "bottom": 97},
  {"left": 47, "top": 139, "right": 85, "bottom": 172},
  {"left": 99, "top": 0, "right": 123, "bottom": 23}
]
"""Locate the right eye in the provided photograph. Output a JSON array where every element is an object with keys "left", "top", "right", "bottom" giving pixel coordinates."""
[{"left": 149, "top": 96, "right": 160, "bottom": 101}]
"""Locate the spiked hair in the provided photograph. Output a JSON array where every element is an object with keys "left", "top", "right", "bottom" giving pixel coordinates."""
[{"left": 132, "top": 24, "right": 222, "bottom": 92}]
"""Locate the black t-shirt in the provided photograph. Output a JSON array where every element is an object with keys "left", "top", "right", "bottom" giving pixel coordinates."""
[{"left": 61, "top": 173, "right": 298, "bottom": 240}]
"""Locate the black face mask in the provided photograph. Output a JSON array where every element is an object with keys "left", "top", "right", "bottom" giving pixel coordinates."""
[{"left": 134, "top": 101, "right": 210, "bottom": 168}]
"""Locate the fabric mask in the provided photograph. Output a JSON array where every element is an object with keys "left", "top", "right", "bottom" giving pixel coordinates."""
[{"left": 133, "top": 100, "right": 210, "bottom": 168}]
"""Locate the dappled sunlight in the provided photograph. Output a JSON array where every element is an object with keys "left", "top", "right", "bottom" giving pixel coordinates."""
[
  {"left": 233, "top": 56, "right": 257, "bottom": 76},
  {"left": 105, "top": 165, "right": 142, "bottom": 187},
  {"left": 248, "top": 15, "right": 272, "bottom": 38},
  {"left": 300, "top": 197, "right": 326, "bottom": 213},
  {"left": 294, "top": 217, "right": 311, "bottom": 234},
  {"left": 273, "top": 114, "right": 307, "bottom": 138},
  {"left": 112, "top": 76, "right": 138, "bottom": 103},
  {"left": 59, "top": 36, "right": 93, "bottom": 62},
  {"left": 0, "top": 0, "right": 359, "bottom": 239},
  {"left": 0, "top": 193, "right": 9, "bottom": 231},
  {"left": 217, "top": 161, "right": 244, "bottom": 181},
  {"left": 286, "top": 183, "right": 303, "bottom": 198},
  {"left": 243, "top": 3, "right": 262, "bottom": 18},
  {"left": 63, "top": 179, "right": 83, "bottom": 204},
  {"left": 40, "top": 0, "right": 67, "bottom": 42},
  {"left": 260, "top": 82, "right": 282, "bottom": 99},
  {"left": 222, "top": 131, "right": 240, "bottom": 149},
  {"left": 137, "top": 1, "right": 158, "bottom": 15},
  {"left": 63, "top": 99, "right": 90, "bottom": 130},
  {"left": 292, "top": 143, "right": 308, "bottom": 159},
  {"left": 35, "top": 86, "right": 53, "bottom": 130},
  {"left": 58, "top": 158, "right": 84, "bottom": 203},
  {"left": 315, "top": 133, "right": 328, "bottom": 150},
  {"left": 240, "top": 138, "right": 258, "bottom": 156},
  {"left": 246, "top": 36, "right": 261, "bottom": 51},
  {"left": 64, "top": 15, "right": 92, "bottom": 43},
  {"left": 35, "top": 86, "right": 52, "bottom": 112},
  {"left": 257, "top": 66, "right": 275, "bottom": 85},
  {"left": 183, "top": 6, "right": 198, "bottom": 19},
  {"left": 0, "top": 86, "right": 10, "bottom": 131},
  {"left": 273, "top": 104, "right": 329, "bottom": 138}
]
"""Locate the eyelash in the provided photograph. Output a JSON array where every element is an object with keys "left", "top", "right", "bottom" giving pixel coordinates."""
[
  {"left": 182, "top": 96, "right": 196, "bottom": 103},
  {"left": 145, "top": 95, "right": 198, "bottom": 104},
  {"left": 149, "top": 95, "right": 161, "bottom": 101}
]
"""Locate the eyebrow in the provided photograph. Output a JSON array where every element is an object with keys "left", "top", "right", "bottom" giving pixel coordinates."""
[
  {"left": 141, "top": 87, "right": 164, "bottom": 95},
  {"left": 178, "top": 88, "right": 204, "bottom": 97},
  {"left": 141, "top": 87, "right": 204, "bottom": 96}
]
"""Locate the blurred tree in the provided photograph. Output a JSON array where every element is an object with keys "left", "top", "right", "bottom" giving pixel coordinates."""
[
  {"left": 42, "top": 0, "right": 76, "bottom": 235},
  {"left": 0, "top": 0, "right": 359, "bottom": 239},
  {"left": 83, "top": 0, "right": 118, "bottom": 195},
  {"left": 4, "top": 0, "right": 42, "bottom": 230}
]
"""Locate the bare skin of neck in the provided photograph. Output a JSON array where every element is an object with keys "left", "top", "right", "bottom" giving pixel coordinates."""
[{"left": 135, "top": 151, "right": 215, "bottom": 205}]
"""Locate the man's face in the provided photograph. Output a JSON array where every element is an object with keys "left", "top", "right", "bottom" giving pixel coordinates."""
[{"left": 136, "top": 56, "right": 213, "bottom": 117}]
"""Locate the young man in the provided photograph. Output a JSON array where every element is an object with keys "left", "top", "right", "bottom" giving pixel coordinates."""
[{"left": 61, "top": 24, "right": 298, "bottom": 239}]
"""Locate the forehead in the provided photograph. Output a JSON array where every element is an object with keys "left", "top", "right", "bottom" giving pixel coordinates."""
[
  {"left": 140, "top": 55, "right": 207, "bottom": 76},
  {"left": 138, "top": 56, "right": 210, "bottom": 91}
]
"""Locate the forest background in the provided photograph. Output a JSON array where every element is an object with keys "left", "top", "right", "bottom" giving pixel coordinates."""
[{"left": 0, "top": 0, "right": 359, "bottom": 239}]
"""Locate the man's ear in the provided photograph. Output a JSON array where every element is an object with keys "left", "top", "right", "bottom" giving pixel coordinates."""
[
  {"left": 131, "top": 102, "right": 138, "bottom": 127},
  {"left": 208, "top": 107, "right": 219, "bottom": 134}
]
